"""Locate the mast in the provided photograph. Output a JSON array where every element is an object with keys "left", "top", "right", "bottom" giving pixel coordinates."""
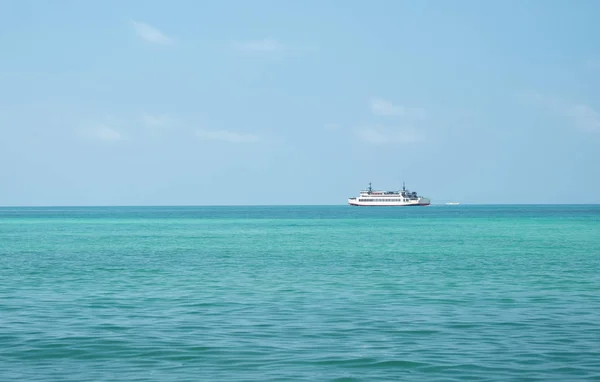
[
  {"left": 403, "top": 181, "right": 405, "bottom": 191},
  {"left": 368, "top": 182, "right": 372, "bottom": 194}
]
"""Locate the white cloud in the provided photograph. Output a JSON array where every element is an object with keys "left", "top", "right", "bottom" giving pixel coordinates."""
[
  {"left": 370, "top": 98, "right": 427, "bottom": 120},
  {"left": 196, "top": 129, "right": 260, "bottom": 143},
  {"left": 584, "top": 57, "right": 600, "bottom": 71},
  {"left": 230, "top": 39, "right": 285, "bottom": 53},
  {"left": 139, "top": 114, "right": 179, "bottom": 141},
  {"left": 82, "top": 125, "right": 122, "bottom": 141},
  {"left": 132, "top": 21, "right": 172, "bottom": 45},
  {"left": 353, "top": 99, "right": 429, "bottom": 143},
  {"left": 371, "top": 98, "right": 405, "bottom": 116},
  {"left": 355, "top": 126, "right": 424, "bottom": 145},
  {"left": 141, "top": 113, "right": 175, "bottom": 127},
  {"left": 527, "top": 92, "right": 600, "bottom": 133},
  {"left": 562, "top": 104, "right": 600, "bottom": 133}
]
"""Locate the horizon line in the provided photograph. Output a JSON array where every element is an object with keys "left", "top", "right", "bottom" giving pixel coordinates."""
[{"left": 1, "top": 203, "right": 600, "bottom": 208}]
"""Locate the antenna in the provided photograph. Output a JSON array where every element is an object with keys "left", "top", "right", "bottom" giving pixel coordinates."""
[
  {"left": 403, "top": 181, "right": 405, "bottom": 191},
  {"left": 368, "top": 182, "right": 372, "bottom": 194}
]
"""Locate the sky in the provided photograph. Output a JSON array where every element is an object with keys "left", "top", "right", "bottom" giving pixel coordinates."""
[{"left": 1, "top": 0, "right": 599, "bottom": 206}]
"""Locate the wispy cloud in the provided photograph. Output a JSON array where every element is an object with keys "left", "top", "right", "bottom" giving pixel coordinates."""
[
  {"left": 132, "top": 21, "right": 172, "bottom": 45},
  {"left": 139, "top": 113, "right": 179, "bottom": 141},
  {"left": 355, "top": 126, "right": 424, "bottom": 145},
  {"left": 527, "top": 92, "right": 600, "bottom": 133},
  {"left": 371, "top": 98, "right": 405, "bottom": 116},
  {"left": 81, "top": 125, "right": 122, "bottom": 141},
  {"left": 230, "top": 39, "right": 285, "bottom": 53},
  {"left": 566, "top": 104, "right": 600, "bottom": 133},
  {"left": 370, "top": 98, "right": 427, "bottom": 119},
  {"left": 141, "top": 113, "right": 176, "bottom": 127},
  {"left": 75, "top": 114, "right": 262, "bottom": 144},
  {"left": 584, "top": 57, "right": 600, "bottom": 72},
  {"left": 196, "top": 129, "right": 260, "bottom": 143}
]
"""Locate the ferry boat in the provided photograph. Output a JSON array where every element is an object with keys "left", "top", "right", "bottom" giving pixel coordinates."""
[{"left": 348, "top": 182, "right": 431, "bottom": 207}]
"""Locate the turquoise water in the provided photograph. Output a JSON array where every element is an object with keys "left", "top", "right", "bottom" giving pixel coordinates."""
[{"left": 1, "top": 205, "right": 599, "bottom": 381}]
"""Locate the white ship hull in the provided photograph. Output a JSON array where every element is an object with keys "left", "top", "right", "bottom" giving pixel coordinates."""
[{"left": 348, "top": 197, "right": 430, "bottom": 206}]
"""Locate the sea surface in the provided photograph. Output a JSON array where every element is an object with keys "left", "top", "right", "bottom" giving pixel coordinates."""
[{"left": 1, "top": 205, "right": 599, "bottom": 381}]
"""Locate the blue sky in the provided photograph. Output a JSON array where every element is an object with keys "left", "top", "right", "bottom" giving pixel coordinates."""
[{"left": 1, "top": 0, "right": 599, "bottom": 205}]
